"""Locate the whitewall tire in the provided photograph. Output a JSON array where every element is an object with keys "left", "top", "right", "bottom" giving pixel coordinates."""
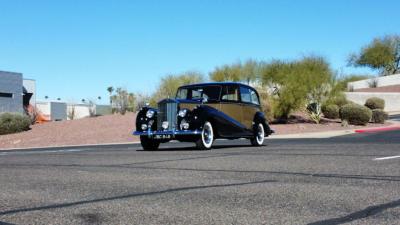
[
  {"left": 251, "top": 123, "right": 265, "bottom": 146},
  {"left": 196, "top": 121, "right": 214, "bottom": 150}
]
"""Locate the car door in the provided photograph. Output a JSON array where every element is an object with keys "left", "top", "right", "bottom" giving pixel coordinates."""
[
  {"left": 218, "top": 85, "right": 246, "bottom": 137},
  {"left": 239, "top": 86, "right": 261, "bottom": 131}
]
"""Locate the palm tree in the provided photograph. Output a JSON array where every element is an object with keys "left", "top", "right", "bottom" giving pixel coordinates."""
[{"left": 107, "top": 86, "right": 114, "bottom": 105}]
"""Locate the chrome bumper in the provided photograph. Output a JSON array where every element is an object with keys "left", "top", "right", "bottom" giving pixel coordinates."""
[{"left": 133, "top": 130, "right": 202, "bottom": 136}]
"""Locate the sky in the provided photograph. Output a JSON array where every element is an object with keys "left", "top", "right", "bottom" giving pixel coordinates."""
[{"left": 0, "top": 0, "right": 399, "bottom": 104}]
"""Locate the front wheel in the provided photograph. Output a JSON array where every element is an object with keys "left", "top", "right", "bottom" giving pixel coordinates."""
[
  {"left": 140, "top": 136, "right": 160, "bottom": 150},
  {"left": 250, "top": 123, "right": 265, "bottom": 146},
  {"left": 196, "top": 121, "right": 214, "bottom": 150}
]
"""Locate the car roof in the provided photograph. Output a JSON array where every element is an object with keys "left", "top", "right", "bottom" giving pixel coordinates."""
[{"left": 179, "top": 82, "right": 256, "bottom": 90}]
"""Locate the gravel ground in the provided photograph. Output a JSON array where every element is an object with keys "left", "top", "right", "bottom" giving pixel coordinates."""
[
  {"left": 0, "top": 112, "right": 392, "bottom": 150},
  {"left": 0, "top": 113, "right": 138, "bottom": 150}
]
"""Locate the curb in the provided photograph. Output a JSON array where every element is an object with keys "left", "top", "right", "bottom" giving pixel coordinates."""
[
  {"left": 0, "top": 141, "right": 141, "bottom": 152},
  {"left": 269, "top": 129, "right": 355, "bottom": 139},
  {"left": 355, "top": 126, "right": 400, "bottom": 133}
]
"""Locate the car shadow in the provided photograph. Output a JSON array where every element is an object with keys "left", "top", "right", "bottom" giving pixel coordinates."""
[{"left": 136, "top": 144, "right": 260, "bottom": 151}]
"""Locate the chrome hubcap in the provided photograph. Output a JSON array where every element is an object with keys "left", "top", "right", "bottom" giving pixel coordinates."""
[
  {"left": 202, "top": 122, "right": 213, "bottom": 147},
  {"left": 256, "top": 124, "right": 264, "bottom": 144}
]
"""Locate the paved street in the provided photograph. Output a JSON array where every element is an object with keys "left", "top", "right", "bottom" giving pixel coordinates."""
[
  {"left": 0, "top": 131, "right": 399, "bottom": 225},
  {"left": 389, "top": 114, "right": 400, "bottom": 122}
]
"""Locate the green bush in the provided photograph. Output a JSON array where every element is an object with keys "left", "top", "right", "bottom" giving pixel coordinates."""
[
  {"left": 339, "top": 104, "right": 372, "bottom": 125},
  {"left": 306, "top": 103, "right": 322, "bottom": 124},
  {"left": 371, "top": 109, "right": 388, "bottom": 123},
  {"left": 364, "top": 97, "right": 385, "bottom": 110},
  {"left": 330, "top": 94, "right": 349, "bottom": 107},
  {"left": 0, "top": 113, "right": 31, "bottom": 135},
  {"left": 322, "top": 104, "right": 340, "bottom": 119}
]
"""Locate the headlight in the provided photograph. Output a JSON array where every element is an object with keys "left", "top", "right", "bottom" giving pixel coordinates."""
[
  {"left": 180, "top": 119, "right": 189, "bottom": 130},
  {"left": 178, "top": 109, "right": 188, "bottom": 117},
  {"left": 141, "top": 124, "right": 148, "bottom": 130},
  {"left": 146, "top": 110, "right": 155, "bottom": 118},
  {"left": 162, "top": 121, "right": 169, "bottom": 130}
]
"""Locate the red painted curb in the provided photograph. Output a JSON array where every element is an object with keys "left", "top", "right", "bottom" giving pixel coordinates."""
[{"left": 355, "top": 126, "right": 400, "bottom": 133}]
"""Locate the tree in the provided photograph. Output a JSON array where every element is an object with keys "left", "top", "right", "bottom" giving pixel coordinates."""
[
  {"left": 336, "top": 74, "right": 371, "bottom": 91},
  {"left": 150, "top": 71, "right": 205, "bottom": 106},
  {"left": 209, "top": 63, "right": 242, "bottom": 82},
  {"left": 127, "top": 92, "right": 136, "bottom": 112},
  {"left": 107, "top": 86, "right": 114, "bottom": 104},
  {"left": 348, "top": 34, "right": 400, "bottom": 76},
  {"left": 113, "top": 88, "right": 129, "bottom": 115},
  {"left": 209, "top": 59, "right": 260, "bottom": 84},
  {"left": 242, "top": 59, "right": 260, "bottom": 84},
  {"left": 261, "top": 56, "right": 334, "bottom": 122}
]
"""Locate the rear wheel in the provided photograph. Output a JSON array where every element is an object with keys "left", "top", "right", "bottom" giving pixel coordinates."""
[
  {"left": 196, "top": 121, "right": 214, "bottom": 150},
  {"left": 140, "top": 136, "right": 160, "bottom": 150},
  {"left": 250, "top": 123, "right": 265, "bottom": 146}
]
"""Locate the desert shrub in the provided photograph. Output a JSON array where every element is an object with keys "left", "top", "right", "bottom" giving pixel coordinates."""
[
  {"left": 371, "top": 109, "right": 388, "bottom": 123},
  {"left": 322, "top": 104, "right": 339, "bottom": 119},
  {"left": 257, "top": 89, "right": 274, "bottom": 122},
  {"left": 306, "top": 103, "right": 322, "bottom": 124},
  {"left": 24, "top": 105, "right": 39, "bottom": 124},
  {"left": 364, "top": 97, "right": 385, "bottom": 110},
  {"left": 0, "top": 113, "right": 31, "bottom": 135},
  {"left": 368, "top": 78, "right": 379, "bottom": 88},
  {"left": 68, "top": 104, "right": 76, "bottom": 120},
  {"left": 262, "top": 56, "right": 334, "bottom": 122},
  {"left": 327, "top": 94, "right": 348, "bottom": 107},
  {"left": 339, "top": 104, "right": 372, "bottom": 125},
  {"left": 336, "top": 75, "right": 370, "bottom": 91}
]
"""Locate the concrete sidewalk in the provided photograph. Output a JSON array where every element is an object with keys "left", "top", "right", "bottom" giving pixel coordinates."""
[
  {"left": 270, "top": 119, "right": 400, "bottom": 139},
  {"left": 269, "top": 129, "right": 355, "bottom": 139}
]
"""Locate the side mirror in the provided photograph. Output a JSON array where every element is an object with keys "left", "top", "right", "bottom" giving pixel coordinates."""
[{"left": 201, "top": 97, "right": 208, "bottom": 104}]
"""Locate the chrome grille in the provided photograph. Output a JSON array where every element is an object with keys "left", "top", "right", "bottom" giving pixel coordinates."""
[{"left": 157, "top": 100, "right": 178, "bottom": 130}]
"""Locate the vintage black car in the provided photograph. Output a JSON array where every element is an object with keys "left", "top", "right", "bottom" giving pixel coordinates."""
[{"left": 133, "top": 82, "right": 273, "bottom": 150}]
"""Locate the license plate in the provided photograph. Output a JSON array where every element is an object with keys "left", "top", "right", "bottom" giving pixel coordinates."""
[{"left": 154, "top": 135, "right": 171, "bottom": 139}]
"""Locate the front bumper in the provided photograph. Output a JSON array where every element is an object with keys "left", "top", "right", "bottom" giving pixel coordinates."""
[{"left": 133, "top": 130, "right": 202, "bottom": 137}]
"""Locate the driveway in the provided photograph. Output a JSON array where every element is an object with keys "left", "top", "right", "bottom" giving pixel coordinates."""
[
  {"left": 0, "top": 131, "right": 399, "bottom": 224},
  {"left": 389, "top": 114, "right": 400, "bottom": 122}
]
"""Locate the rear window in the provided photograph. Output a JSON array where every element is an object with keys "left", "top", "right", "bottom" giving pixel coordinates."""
[
  {"left": 221, "top": 85, "right": 239, "bottom": 101},
  {"left": 176, "top": 86, "right": 221, "bottom": 101},
  {"left": 240, "top": 86, "right": 260, "bottom": 105}
]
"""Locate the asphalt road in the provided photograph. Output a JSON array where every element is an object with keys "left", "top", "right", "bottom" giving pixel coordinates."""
[
  {"left": 0, "top": 131, "right": 399, "bottom": 225},
  {"left": 389, "top": 114, "right": 400, "bottom": 122}
]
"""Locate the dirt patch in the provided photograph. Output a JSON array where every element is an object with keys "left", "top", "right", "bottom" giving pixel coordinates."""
[
  {"left": 0, "top": 112, "right": 393, "bottom": 150},
  {"left": 0, "top": 113, "right": 138, "bottom": 150},
  {"left": 270, "top": 113, "right": 391, "bottom": 135}
]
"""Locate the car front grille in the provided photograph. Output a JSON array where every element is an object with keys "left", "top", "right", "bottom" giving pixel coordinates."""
[{"left": 157, "top": 100, "right": 178, "bottom": 131}]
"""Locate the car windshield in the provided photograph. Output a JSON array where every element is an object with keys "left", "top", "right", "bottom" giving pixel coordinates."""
[{"left": 176, "top": 86, "right": 221, "bottom": 101}]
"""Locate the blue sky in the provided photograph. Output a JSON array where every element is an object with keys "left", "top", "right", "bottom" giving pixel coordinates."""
[{"left": 0, "top": 0, "right": 399, "bottom": 103}]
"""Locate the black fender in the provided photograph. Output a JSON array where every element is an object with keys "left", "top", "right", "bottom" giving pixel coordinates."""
[
  {"left": 190, "top": 105, "right": 248, "bottom": 138},
  {"left": 253, "top": 111, "right": 272, "bottom": 136},
  {"left": 136, "top": 107, "right": 158, "bottom": 131},
  {"left": 189, "top": 105, "right": 221, "bottom": 135}
]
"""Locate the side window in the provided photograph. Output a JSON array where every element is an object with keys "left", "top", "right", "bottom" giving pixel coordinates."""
[
  {"left": 221, "top": 86, "right": 239, "bottom": 101},
  {"left": 250, "top": 90, "right": 260, "bottom": 105},
  {"left": 192, "top": 89, "right": 202, "bottom": 99},
  {"left": 176, "top": 88, "right": 188, "bottom": 99},
  {"left": 240, "top": 87, "right": 252, "bottom": 103}
]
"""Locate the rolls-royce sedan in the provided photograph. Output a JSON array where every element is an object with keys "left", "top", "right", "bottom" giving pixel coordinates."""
[{"left": 133, "top": 82, "right": 273, "bottom": 150}]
